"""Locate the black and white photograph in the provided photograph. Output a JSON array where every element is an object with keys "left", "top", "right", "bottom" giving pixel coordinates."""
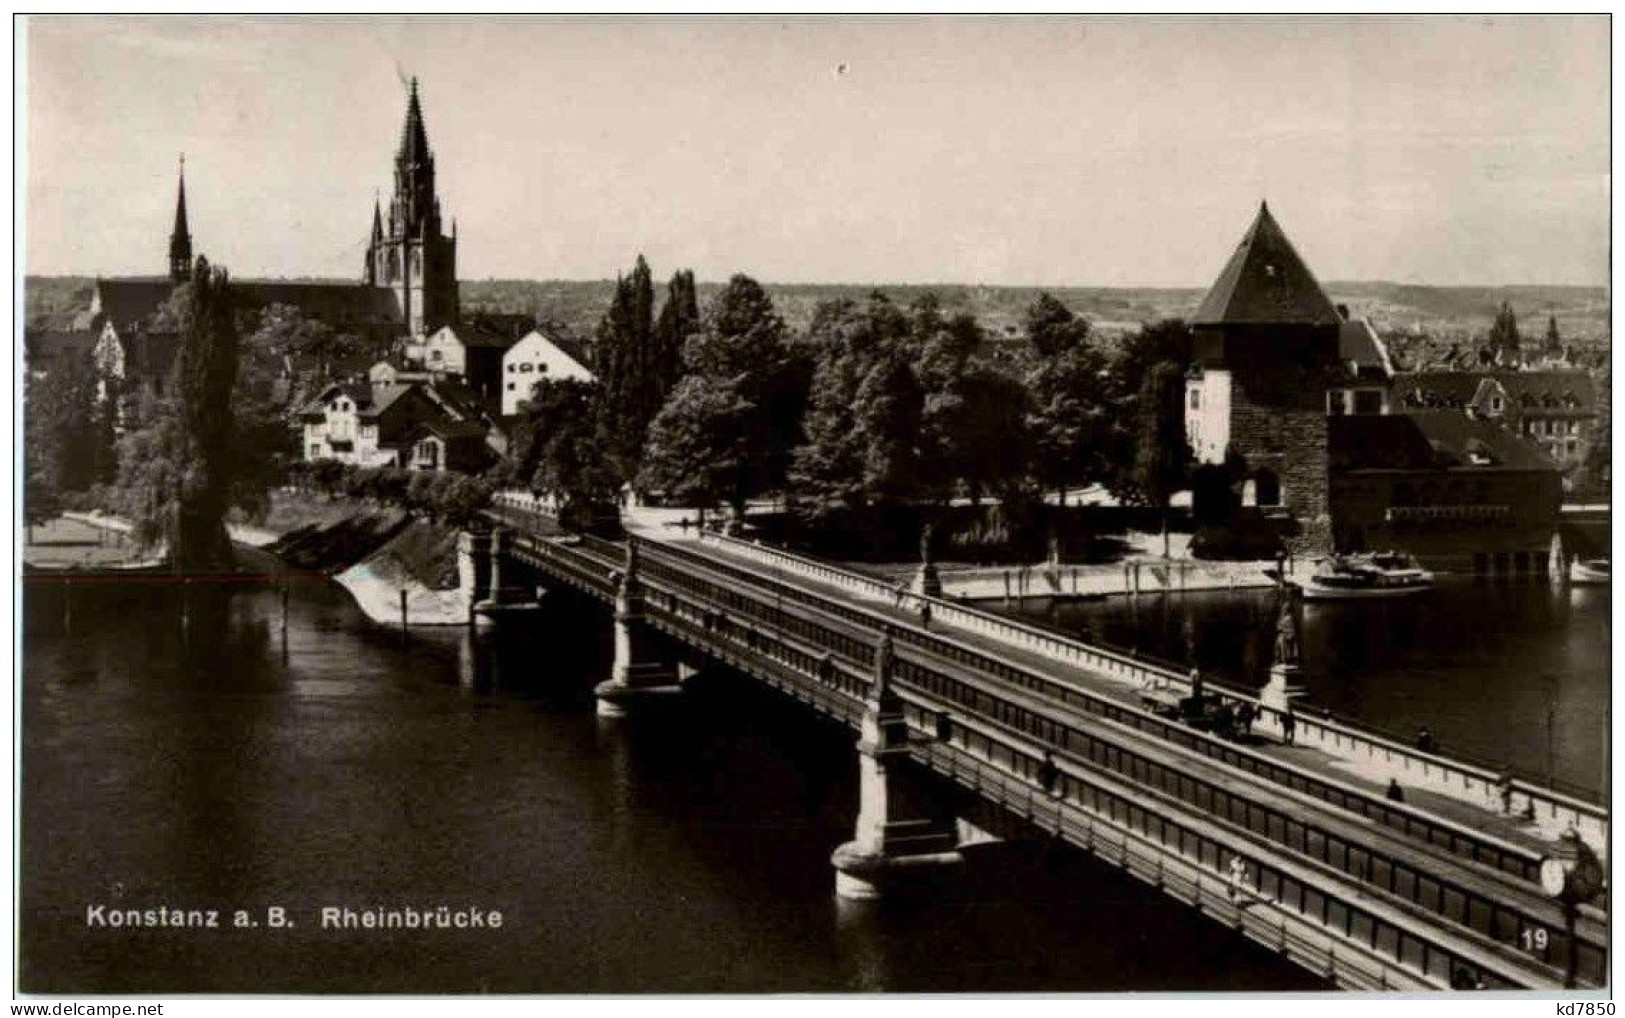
[{"left": 13, "top": 14, "right": 1612, "bottom": 999}]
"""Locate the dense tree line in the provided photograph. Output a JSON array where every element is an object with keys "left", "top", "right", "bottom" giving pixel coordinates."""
[
  {"left": 503, "top": 261, "right": 1196, "bottom": 549},
  {"left": 286, "top": 460, "right": 493, "bottom": 527}
]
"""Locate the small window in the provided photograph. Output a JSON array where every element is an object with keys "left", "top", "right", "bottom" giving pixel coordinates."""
[
  {"left": 1489, "top": 396, "right": 1504, "bottom": 413},
  {"left": 519, "top": 363, "right": 534, "bottom": 373},
  {"left": 507, "top": 382, "right": 516, "bottom": 391},
  {"left": 1189, "top": 389, "right": 1201, "bottom": 410},
  {"left": 507, "top": 364, "right": 516, "bottom": 373}
]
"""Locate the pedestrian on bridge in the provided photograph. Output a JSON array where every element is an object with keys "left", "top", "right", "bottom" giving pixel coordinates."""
[
  {"left": 1416, "top": 727, "right": 1437, "bottom": 754},
  {"left": 1037, "top": 752, "right": 1059, "bottom": 796},
  {"left": 1386, "top": 778, "right": 1405, "bottom": 803},
  {"left": 1281, "top": 709, "right": 1296, "bottom": 746},
  {"left": 918, "top": 600, "right": 933, "bottom": 631}
]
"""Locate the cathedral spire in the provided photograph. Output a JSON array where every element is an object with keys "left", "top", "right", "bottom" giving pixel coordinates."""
[
  {"left": 398, "top": 76, "right": 431, "bottom": 167},
  {"left": 169, "top": 154, "right": 192, "bottom": 282},
  {"left": 371, "top": 191, "right": 383, "bottom": 243}
]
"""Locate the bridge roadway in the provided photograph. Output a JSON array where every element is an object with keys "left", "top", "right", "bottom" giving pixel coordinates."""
[{"left": 486, "top": 507, "right": 1606, "bottom": 991}]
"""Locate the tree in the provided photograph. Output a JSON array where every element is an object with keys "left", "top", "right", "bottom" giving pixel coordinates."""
[
  {"left": 1132, "top": 360, "right": 1192, "bottom": 557},
  {"left": 24, "top": 353, "right": 114, "bottom": 496},
  {"left": 652, "top": 269, "right": 699, "bottom": 403},
  {"left": 513, "top": 379, "right": 620, "bottom": 507},
  {"left": 1489, "top": 301, "right": 1521, "bottom": 365},
  {"left": 1544, "top": 314, "right": 1563, "bottom": 357},
  {"left": 640, "top": 275, "right": 800, "bottom": 522},
  {"left": 1105, "top": 318, "right": 1194, "bottom": 493},
  {"left": 915, "top": 306, "right": 1030, "bottom": 504},
  {"left": 1022, "top": 294, "right": 1110, "bottom": 502},
  {"left": 593, "top": 255, "right": 658, "bottom": 484},
  {"left": 109, "top": 257, "right": 244, "bottom": 570},
  {"left": 1112, "top": 319, "right": 1193, "bottom": 403},
  {"left": 24, "top": 471, "right": 62, "bottom": 543},
  {"left": 790, "top": 293, "right": 916, "bottom": 514}
]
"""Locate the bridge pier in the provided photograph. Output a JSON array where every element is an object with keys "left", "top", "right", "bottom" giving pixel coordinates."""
[
  {"left": 1548, "top": 530, "right": 1569, "bottom": 586},
  {"left": 831, "top": 632, "right": 963, "bottom": 899},
  {"left": 594, "top": 538, "right": 682, "bottom": 717},
  {"left": 457, "top": 530, "right": 493, "bottom": 624}
]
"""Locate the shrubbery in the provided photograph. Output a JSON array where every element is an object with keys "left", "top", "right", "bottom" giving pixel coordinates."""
[{"left": 284, "top": 459, "right": 493, "bottom": 527}]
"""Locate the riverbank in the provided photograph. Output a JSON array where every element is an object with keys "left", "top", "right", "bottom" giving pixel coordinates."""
[
  {"left": 51, "top": 494, "right": 472, "bottom": 627},
  {"left": 22, "top": 514, "right": 165, "bottom": 572},
  {"left": 261, "top": 493, "right": 469, "bottom": 626}
]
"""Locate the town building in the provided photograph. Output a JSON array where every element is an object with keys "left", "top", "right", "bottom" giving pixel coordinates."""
[
  {"left": 1329, "top": 412, "right": 1562, "bottom": 574},
  {"left": 1185, "top": 202, "right": 1568, "bottom": 569},
  {"left": 362, "top": 78, "right": 459, "bottom": 337},
  {"left": 298, "top": 375, "right": 496, "bottom": 472},
  {"left": 1326, "top": 313, "right": 1395, "bottom": 417},
  {"left": 499, "top": 329, "right": 595, "bottom": 415},
  {"left": 1390, "top": 370, "right": 1598, "bottom": 475},
  {"left": 416, "top": 322, "right": 518, "bottom": 405},
  {"left": 57, "top": 78, "right": 462, "bottom": 417},
  {"left": 1185, "top": 202, "right": 1345, "bottom": 549}
]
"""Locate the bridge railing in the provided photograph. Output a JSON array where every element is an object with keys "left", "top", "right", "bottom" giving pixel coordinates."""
[
  {"left": 614, "top": 543, "right": 1596, "bottom": 989},
  {"left": 504, "top": 520, "right": 1605, "bottom": 987},
  {"left": 693, "top": 529, "right": 1608, "bottom": 849}
]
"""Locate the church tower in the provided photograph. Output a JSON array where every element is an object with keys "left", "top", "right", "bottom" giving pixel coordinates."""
[
  {"left": 365, "top": 78, "right": 458, "bottom": 335},
  {"left": 169, "top": 156, "right": 192, "bottom": 282}
]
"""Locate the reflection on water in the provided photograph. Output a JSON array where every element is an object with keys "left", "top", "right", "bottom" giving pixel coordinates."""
[
  {"left": 20, "top": 560, "right": 1319, "bottom": 993},
  {"left": 1014, "top": 579, "right": 1610, "bottom": 794}
]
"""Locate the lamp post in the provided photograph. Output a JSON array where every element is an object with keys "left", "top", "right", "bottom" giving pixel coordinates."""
[{"left": 1539, "top": 827, "right": 1604, "bottom": 988}]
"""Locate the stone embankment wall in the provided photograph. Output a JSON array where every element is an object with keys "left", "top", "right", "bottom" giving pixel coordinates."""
[{"left": 266, "top": 506, "right": 469, "bottom": 626}]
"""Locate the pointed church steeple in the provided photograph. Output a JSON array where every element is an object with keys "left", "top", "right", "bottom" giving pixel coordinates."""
[
  {"left": 388, "top": 76, "right": 440, "bottom": 240},
  {"left": 398, "top": 77, "right": 431, "bottom": 168},
  {"left": 367, "top": 78, "right": 456, "bottom": 335},
  {"left": 169, "top": 154, "right": 193, "bottom": 282}
]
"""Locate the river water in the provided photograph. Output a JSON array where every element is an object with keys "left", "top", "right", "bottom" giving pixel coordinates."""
[
  {"left": 20, "top": 558, "right": 1320, "bottom": 994},
  {"left": 1008, "top": 579, "right": 1610, "bottom": 797}
]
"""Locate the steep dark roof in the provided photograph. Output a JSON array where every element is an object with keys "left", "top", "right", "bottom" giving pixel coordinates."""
[
  {"left": 236, "top": 282, "right": 401, "bottom": 324},
  {"left": 1493, "top": 371, "right": 1597, "bottom": 414},
  {"left": 1331, "top": 412, "right": 1556, "bottom": 473},
  {"left": 1391, "top": 372, "right": 1484, "bottom": 411},
  {"left": 1394, "top": 370, "right": 1597, "bottom": 415},
  {"left": 24, "top": 330, "right": 98, "bottom": 370},
  {"left": 78, "top": 278, "right": 176, "bottom": 331},
  {"left": 453, "top": 324, "right": 520, "bottom": 349},
  {"left": 78, "top": 277, "right": 404, "bottom": 334},
  {"left": 1337, "top": 318, "right": 1393, "bottom": 376},
  {"left": 1191, "top": 203, "right": 1341, "bottom": 327},
  {"left": 416, "top": 417, "right": 487, "bottom": 441},
  {"left": 360, "top": 383, "right": 416, "bottom": 420}
]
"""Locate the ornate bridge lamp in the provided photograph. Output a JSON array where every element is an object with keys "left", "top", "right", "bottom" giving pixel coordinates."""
[{"left": 1539, "top": 827, "right": 1604, "bottom": 988}]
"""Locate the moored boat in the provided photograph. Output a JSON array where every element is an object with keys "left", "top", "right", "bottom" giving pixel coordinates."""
[
  {"left": 1300, "top": 551, "right": 1434, "bottom": 601},
  {"left": 1570, "top": 557, "right": 1610, "bottom": 585}
]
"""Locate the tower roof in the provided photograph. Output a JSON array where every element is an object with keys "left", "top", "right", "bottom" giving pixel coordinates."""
[
  {"left": 170, "top": 156, "right": 191, "bottom": 256},
  {"left": 397, "top": 77, "right": 431, "bottom": 167},
  {"left": 1192, "top": 202, "right": 1340, "bottom": 327},
  {"left": 371, "top": 193, "right": 383, "bottom": 242}
]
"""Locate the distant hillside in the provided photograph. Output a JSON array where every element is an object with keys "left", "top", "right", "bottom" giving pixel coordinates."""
[{"left": 26, "top": 275, "right": 1610, "bottom": 350}]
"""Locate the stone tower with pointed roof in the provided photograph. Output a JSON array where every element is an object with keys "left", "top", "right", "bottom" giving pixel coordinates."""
[
  {"left": 364, "top": 78, "right": 458, "bottom": 336},
  {"left": 169, "top": 157, "right": 192, "bottom": 283},
  {"left": 1184, "top": 203, "right": 1341, "bottom": 550}
]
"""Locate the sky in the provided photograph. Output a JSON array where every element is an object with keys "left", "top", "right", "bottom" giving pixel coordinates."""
[{"left": 21, "top": 16, "right": 1611, "bottom": 288}]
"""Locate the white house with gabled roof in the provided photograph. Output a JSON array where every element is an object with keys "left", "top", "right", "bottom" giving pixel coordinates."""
[{"left": 499, "top": 328, "right": 595, "bottom": 415}]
